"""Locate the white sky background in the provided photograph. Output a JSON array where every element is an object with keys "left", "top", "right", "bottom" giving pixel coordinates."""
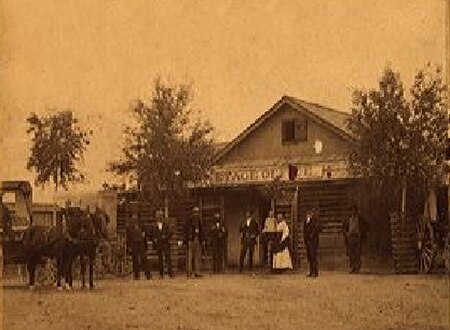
[{"left": 0, "top": 0, "right": 447, "bottom": 202}]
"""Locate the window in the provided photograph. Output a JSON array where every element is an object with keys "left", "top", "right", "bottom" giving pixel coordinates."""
[{"left": 282, "top": 119, "right": 308, "bottom": 143}]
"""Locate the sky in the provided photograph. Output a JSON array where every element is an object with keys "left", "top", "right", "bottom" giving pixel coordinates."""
[{"left": 0, "top": 0, "right": 447, "bottom": 202}]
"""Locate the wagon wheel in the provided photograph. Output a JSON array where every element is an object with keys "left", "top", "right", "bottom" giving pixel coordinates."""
[
  {"left": 94, "top": 241, "right": 112, "bottom": 279},
  {"left": 419, "top": 239, "right": 435, "bottom": 273},
  {"left": 417, "top": 219, "right": 436, "bottom": 274},
  {"left": 111, "top": 233, "right": 133, "bottom": 277},
  {"left": 94, "top": 253, "right": 106, "bottom": 279},
  {"left": 120, "top": 256, "right": 133, "bottom": 277},
  {"left": 101, "top": 241, "right": 116, "bottom": 275},
  {"left": 443, "top": 233, "right": 450, "bottom": 275},
  {"left": 36, "top": 259, "right": 57, "bottom": 286},
  {"left": 112, "top": 248, "right": 133, "bottom": 277}
]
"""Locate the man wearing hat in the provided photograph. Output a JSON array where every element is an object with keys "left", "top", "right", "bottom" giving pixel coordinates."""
[
  {"left": 303, "top": 208, "right": 322, "bottom": 277},
  {"left": 239, "top": 210, "right": 260, "bottom": 273},
  {"left": 126, "top": 211, "right": 151, "bottom": 280},
  {"left": 152, "top": 210, "right": 174, "bottom": 278},
  {"left": 185, "top": 206, "right": 204, "bottom": 277},
  {"left": 342, "top": 205, "right": 368, "bottom": 274},
  {"left": 209, "top": 212, "right": 228, "bottom": 273}
]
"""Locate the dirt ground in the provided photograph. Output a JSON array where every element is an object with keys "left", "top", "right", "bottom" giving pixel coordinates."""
[{"left": 1, "top": 272, "right": 449, "bottom": 330}]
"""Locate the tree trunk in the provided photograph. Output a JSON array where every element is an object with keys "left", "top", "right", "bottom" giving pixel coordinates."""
[
  {"left": 54, "top": 169, "right": 58, "bottom": 192},
  {"left": 164, "top": 195, "right": 169, "bottom": 218},
  {"left": 401, "top": 180, "right": 407, "bottom": 213}
]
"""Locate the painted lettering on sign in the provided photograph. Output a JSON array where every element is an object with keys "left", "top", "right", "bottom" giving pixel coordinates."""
[
  {"left": 207, "top": 161, "right": 349, "bottom": 185},
  {"left": 214, "top": 168, "right": 283, "bottom": 183}
]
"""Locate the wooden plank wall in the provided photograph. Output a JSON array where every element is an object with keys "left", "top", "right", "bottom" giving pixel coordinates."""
[{"left": 296, "top": 181, "right": 352, "bottom": 270}]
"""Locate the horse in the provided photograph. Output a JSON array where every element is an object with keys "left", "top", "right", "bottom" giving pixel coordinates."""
[
  {"left": 63, "top": 206, "right": 109, "bottom": 289},
  {"left": 22, "top": 218, "right": 71, "bottom": 290}
]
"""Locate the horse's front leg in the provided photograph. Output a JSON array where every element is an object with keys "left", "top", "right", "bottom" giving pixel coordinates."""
[
  {"left": 56, "top": 257, "right": 63, "bottom": 290},
  {"left": 27, "top": 257, "right": 37, "bottom": 290},
  {"left": 68, "top": 261, "right": 74, "bottom": 289},
  {"left": 89, "top": 251, "right": 94, "bottom": 289},
  {"left": 64, "top": 253, "right": 74, "bottom": 290},
  {"left": 80, "top": 253, "right": 86, "bottom": 288}
]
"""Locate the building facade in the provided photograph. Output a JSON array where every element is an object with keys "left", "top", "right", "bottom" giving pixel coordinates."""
[{"left": 191, "top": 95, "right": 362, "bottom": 270}]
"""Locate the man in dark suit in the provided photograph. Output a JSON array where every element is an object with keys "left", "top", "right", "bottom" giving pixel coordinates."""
[
  {"left": 152, "top": 210, "right": 173, "bottom": 278},
  {"left": 126, "top": 212, "right": 151, "bottom": 280},
  {"left": 185, "top": 206, "right": 204, "bottom": 277},
  {"left": 239, "top": 210, "right": 260, "bottom": 273},
  {"left": 342, "top": 205, "right": 368, "bottom": 274},
  {"left": 303, "top": 208, "right": 322, "bottom": 277},
  {"left": 209, "top": 212, "right": 228, "bottom": 273}
]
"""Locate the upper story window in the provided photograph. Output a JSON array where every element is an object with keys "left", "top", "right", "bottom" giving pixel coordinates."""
[{"left": 282, "top": 119, "right": 308, "bottom": 143}]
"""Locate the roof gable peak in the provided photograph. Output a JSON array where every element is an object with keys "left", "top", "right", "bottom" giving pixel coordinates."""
[{"left": 214, "top": 96, "right": 356, "bottom": 163}]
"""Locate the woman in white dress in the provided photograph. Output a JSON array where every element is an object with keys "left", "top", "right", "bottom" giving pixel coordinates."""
[{"left": 272, "top": 213, "right": 293, "bottom": 272}]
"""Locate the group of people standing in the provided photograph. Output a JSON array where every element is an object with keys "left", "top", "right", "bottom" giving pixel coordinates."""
[
  {"left": 126, "top": 207, "right": 228, "bottom": 279},
  {"left": 126, "top": 204, "right": 368, "bottom": 279},
  {"left": 183, "top": 207, "right": 228, "bottom": 277},
  {"left": 126, "top": 210, "right": 167, "bottom": 280},
  {"left": 302, "top": 205, "right": 368, "bottom": 276},
  {"left": 241, "top": 210, "right": 293, "bottom": 273}
]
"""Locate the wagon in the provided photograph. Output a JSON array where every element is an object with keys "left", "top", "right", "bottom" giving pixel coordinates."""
[
  {"left": 417, "top": 215, "right": 450, "bottom": 274},
  {"left": 1, "top": 181, "right": 58, "bottom": 284}
]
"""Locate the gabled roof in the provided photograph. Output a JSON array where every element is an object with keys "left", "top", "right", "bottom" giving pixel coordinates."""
[
  {"left": 214, "top": 95, "right": 356, "bottom": 163},
  {"left": 212, "top": 142, "right": 229, "bottom": 154},
  {"left": 286, "top": 96, "right": 354, "bottom": 137}
]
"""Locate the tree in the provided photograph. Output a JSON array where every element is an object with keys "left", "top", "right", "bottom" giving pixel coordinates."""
[
  {"left": 109, "top": 77, "right": 215, "bottom": 206},
  {"left": 347, "top": 64, "right": 448, "bottom": 213},
  {"left": 26, "top": 110, "right": 92, "bottom": 191}
]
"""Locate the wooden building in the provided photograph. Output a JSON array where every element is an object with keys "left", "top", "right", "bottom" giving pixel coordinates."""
[
  {"left": 3, "top": 202, "right": 58, "bottom": 229},
  {"left": 190, "top": 95, "right": 361, "bottom": 270}
]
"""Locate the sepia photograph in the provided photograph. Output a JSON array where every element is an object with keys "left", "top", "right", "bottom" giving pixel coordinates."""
[{"left": 1, "top": 1, "right": 449, "bottom": 329}]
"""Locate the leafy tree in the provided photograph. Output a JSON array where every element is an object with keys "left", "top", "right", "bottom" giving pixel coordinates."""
[
  {"left": 26, "top": 110, "right": 92, "bottom": 191},
  {"left": 347, "top": 64, "right": 448, "bottom": 213},
  {"left": 109, "top": 77, "right": 215, "bottom": 206}
]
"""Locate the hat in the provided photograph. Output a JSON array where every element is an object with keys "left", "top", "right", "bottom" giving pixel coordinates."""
[
  {"left": 192, "top": 206, "right": 200, "bottom": 213},
  {"left": 349, "top": 204, "right": 358, "bottom": 212}
]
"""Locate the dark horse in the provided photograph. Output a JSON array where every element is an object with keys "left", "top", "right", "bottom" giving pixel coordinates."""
[
  {"left": 22, "top": 206, "right": 108, "bottom": 290},
  {"left": 22, "top": 218, "right": 71, "bottom": 290},
  {"left": 63, "top": 206, "right": 109, "bottom": 289}
]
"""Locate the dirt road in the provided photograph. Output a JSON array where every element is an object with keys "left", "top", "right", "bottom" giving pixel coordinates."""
[{"left": 2, "top": 272, "right": 449, "bottom": 330}]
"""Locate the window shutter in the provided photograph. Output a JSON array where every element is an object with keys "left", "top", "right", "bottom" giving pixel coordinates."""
[
  {"left": 294, "top": 119, "right": 308, "bottom": 141},
  {"left": 282, "top": 121, "right": 288, "bottom": 143}
]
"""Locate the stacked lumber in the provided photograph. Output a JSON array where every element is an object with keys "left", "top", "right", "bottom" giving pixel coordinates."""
[
  {"left": 168, "top": 199, "right": 195, "bottom": 272},
  {"left": 390, "top": 212, "right": 418, "bottom": 274}
]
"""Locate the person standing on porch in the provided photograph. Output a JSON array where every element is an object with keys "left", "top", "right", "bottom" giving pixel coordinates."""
[
  {"left": 262, "top": 210, "right": 276, "bottom": 268},
  {"left": 342, "top": 205, "right": 368, "bottom": 274},
  {"left": 239, "top": 210, "right": 260, "bottom": 273},
  {"left": 272, "top": 213, "right": 293, "bottom": 272},
  {"left": 185, "top": 206, "right": 204, "bottom": 278},
  {"left": 152, "top": 210, "right": 174, "bottom": 278},
  {"left": 303, "top": 208, "right": 322, "bottom": 277},
  {"left": 209, "top": 212, "right": 228, "bottom": 273}
]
